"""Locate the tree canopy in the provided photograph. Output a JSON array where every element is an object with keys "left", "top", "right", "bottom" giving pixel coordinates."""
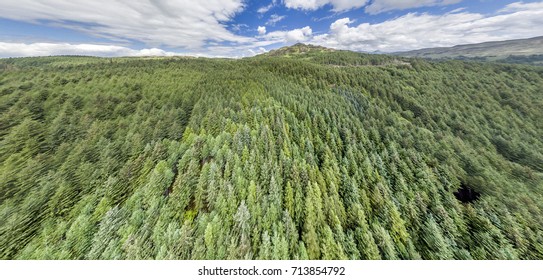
[{"left": 1, "top": 49, "right": 542, "bottom": 259}]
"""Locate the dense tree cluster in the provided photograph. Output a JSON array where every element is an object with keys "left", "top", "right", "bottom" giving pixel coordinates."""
[
  {"left": 0, "top": 48, "right": 542, "bottom": 259},
  {"left": 432, "top": 55, "right": 543, "bottom": 66}
]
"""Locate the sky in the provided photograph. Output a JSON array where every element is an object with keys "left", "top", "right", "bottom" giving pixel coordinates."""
[{"left": 0, "top": 0, "right": 542, "bottom": 57}]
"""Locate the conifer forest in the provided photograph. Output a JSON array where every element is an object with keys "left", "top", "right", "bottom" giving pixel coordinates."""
[{"left": 1, "top": 46, "right": 542, "bottom": 260}]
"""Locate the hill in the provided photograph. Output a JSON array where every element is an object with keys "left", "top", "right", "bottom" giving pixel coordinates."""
[
  {"left": 396, "top": 36, "right": 543, "bottom": 65},
  {"left": 263, "top": 43, "right": 335, "bottom": 56},
  {"left": 260, "top": 43, "right": 412, "bottom": 67},
  {"left": 1, "top": 49, "right": 543, "bottom": 260}
]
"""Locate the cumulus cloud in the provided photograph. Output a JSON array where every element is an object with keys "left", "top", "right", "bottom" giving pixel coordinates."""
[
  {"left": 264, "top": 26, "right": 313, "bottom": 43},
  {"left": 365, "top": 0, "right": 462, "bottom": 14},
  {"left": 310, "top": 2, "right": 543, "bottom": 52},
  {"left": 0, "top": 42, "right": 198, "bottom": 58},
  {"left": 258, "top": 26, "right": 267, "bottom": 35},
  {"left": 0, "top": 0, "right": 249, "bottom": 49},
  {"left": 284, "top": 0, "right": 368, "bottom": 11},
  {"left": 286, "top": 26, "right": 313, "bottom": 42}
]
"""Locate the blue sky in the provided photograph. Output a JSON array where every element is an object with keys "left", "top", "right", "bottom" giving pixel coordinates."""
[{"left": 0, "top": 0, "right": 542, "bottom": 57}]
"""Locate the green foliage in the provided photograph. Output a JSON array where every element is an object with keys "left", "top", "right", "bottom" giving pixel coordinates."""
[{"left": 0, "top": 51, "right": 542, "bottom": 260}]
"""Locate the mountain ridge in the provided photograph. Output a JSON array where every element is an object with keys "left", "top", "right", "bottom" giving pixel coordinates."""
[{"left": 395, "top": 36, "right": 543, "bottom": 64}]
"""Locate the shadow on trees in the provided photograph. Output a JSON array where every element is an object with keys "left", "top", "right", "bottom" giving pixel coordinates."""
[{"left": 454, "top": 184, "right": 481, "bottom": 203}]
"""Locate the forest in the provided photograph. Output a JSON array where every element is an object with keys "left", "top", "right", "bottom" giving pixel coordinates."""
[{"left": 1, "top": 46, "right": 542, "bottom": 259}]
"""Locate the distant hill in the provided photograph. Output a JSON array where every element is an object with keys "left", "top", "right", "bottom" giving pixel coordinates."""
[
  {"left": 259, "top": 43, "right": 412, "bottom": 67},
  {"left": 396, "top": 36, "right": 543, "bottom": 65},
  {"left": 262, "top": 43, "right": 336, "bottom": 57}
]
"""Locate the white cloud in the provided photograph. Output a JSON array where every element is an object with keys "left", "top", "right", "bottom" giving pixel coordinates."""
[
  {"left": 264, "top": 26, "right": 313, "bottom": 43},
  {"left": 207, "top": 41, "right": 280, "bottom": 57},
  {"left": 0, "top": 42, "right": 204, "bottom": 58},
  {"left": 2, "top": 1, "right": 542, "bottom": 58},
  {"left": 284, "top": 0, "right": 368, "bottom": 11},
  {"left": 0, "top": 0, "right": 249, "bottom": 49},
  {"left": 284, "top": 0, "right": 462, "bottom": 13},
  {"left": 365, "top": 0, "right": 462, "bottom": 14},
  {"left": 286, "top": 26, "right": 313, "bottom": 42},
  {"left": 248, "top": 47, "right": 268, "bottom": 56},
  {"left": 258, "top": 0, "right": 277, "bottom": 14},
  {"left": 231, "top": 23, "right": 249, "bottom": 32},
  {"left": 310, "top": 3, "right": 543, "bottom": 52},
  {"left": 499, "top": 1, "right": 543, "bottom": 13},
  {"left": 266, "top": 14, "right": 286, "bottom": 26}
]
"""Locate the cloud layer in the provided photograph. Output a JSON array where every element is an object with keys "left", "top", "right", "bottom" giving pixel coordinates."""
[
  {"left": 310, "top": 2, "right": 543, "bottom": 52},
  {"left": 0, "top": 0, "right": 248, "bottom": 49},
  {"left": 283, "top": 0, "right": 461, "bottom": 12},
  {"left": 1, "top": 1, "right": 543, "bottom": 57},
  {"left": 0, "top": 42, "right": 195, "bottom": 58},
  {"left": 365, "top": 0, "right": 462, "bottom": 14},
  {"left": 284, "top": 0, "right": 369, "bottom": 11}
]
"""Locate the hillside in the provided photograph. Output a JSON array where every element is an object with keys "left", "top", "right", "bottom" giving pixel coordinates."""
[
  {"left": 396, "top": 36, "right": 543, "bottom": 65},
  {"left": 261, "top": 44, "right": 412, "bottom": 67},
  {"left": 1, "top": 49, "right": 543, "bottom": 260},
  {"left": 263, "top": 43, "right": 336, "bottom": 57}
]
